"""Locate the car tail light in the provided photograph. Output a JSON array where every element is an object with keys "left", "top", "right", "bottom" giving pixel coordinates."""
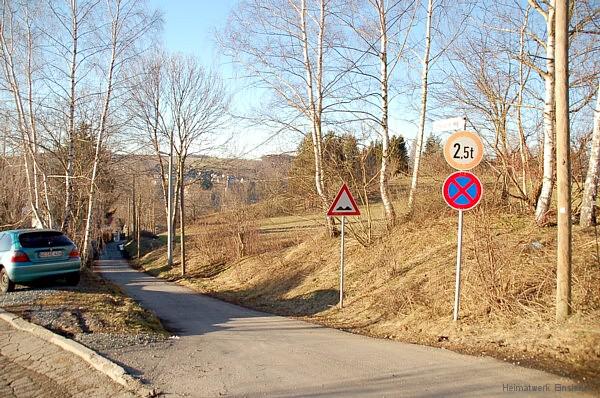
[
  {"left": 69, "top": 249, "right": 80, "bottom": 259},
  {"left": 11, "top": 251, "right": 30, "bottom": 263}
]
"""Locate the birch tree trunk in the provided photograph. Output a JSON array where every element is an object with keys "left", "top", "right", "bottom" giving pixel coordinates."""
[
  {"left": 130, "top": 55, "right": 170, "bottom": 226},
  {"left": 534, "top": 1, "right": 556, "bottom": 224},
  {"left": 580, "top": 82, "right": 600, "bottom": 227},
  {"left": 0, "top": 1, "right": 45, "bottom": 228},
  {"left": 25, "top": 18, "right": 42, "bottom": 227},
  {"left": 61, "top": 0, "right": 79, "bottom": 232},
  {"left": 407, "top": 0, "right": 433, "bottom": 216},
  {"left": 316, "top": 0, "right": 334, "bottom": 234},
  {"left": 377, "top": 0, "right": 396, "bottom": 226},
  {"left": 517, "top": 7, "right": 531, "bottom": 201},
  {"left": 82, "top": 0, "right": 120, "bottom": 264},
  {"left": 300, "top": 0, "right": 333, "bottom": 235}
]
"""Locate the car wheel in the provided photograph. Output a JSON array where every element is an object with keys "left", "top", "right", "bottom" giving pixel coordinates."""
[
  {"left": 65, "top": 272, "right": 80, "bottom": 287},
  {"left": 0, "top": 267, "right": 15, "bottom": 293}
]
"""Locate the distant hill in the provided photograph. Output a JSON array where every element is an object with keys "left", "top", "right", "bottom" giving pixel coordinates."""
[{"left": 112, "top": 153, "right": 294, "bottom": 184}]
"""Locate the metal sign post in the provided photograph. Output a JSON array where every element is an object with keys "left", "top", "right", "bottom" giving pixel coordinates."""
[
  {"left": 443, "top": 168, "right": 483, "bottom": 322},
  {"left": 453, "top": 210, "right": 464, "bottom": 321},
  {"left": 327, "top": 184, "right": 360, "bottom": 310},
  {"left": 339, "top": 216, "right": 345, "bottom": 308}
]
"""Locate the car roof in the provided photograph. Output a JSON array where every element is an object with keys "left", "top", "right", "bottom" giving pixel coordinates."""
[{"left": 2, "top": 229, "right": 65, "bottom": 235}]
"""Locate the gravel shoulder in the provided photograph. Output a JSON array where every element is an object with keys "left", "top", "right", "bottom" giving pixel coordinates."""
[{"left": 0, "top": 268, "right": 169, "bottom": 353}]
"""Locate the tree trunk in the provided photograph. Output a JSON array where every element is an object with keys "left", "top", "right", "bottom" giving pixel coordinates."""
[
  {"left": 517, "top": 8, "right": 531, "bottom": 201},
  {"left": 82, "top": 7, "right": 119, "bottom": 263},
  {"left": 0, "top": 6, "right": 45, "bottom": 228},
  {"left": 26, "top": 20, "right": 42, "bottom": 227},
  {"left": 407, "top": 0, "right": 433, "bottom": 216},
  {"left": 300, "top": 0, "right": 333, "bottom": 235},
  {"left": 61, "top": 0, "right": 79, "bottom": 232},
  {"left": 136, "top": 195, "right": 141, "bottom": 259},
  {"left": 152, "top": 202, "right": 156, "bottom": 234},
  {"left": 580, "top": 82, "right": 600, "bottom": 227},
  {"left": 535, "top": 3, "right": 556, "bottom": 224},
  {"left": 166, "top": 134, "right": 174, "bottom": 267},
  {"left": 378, "top": 0, "right": 396, "bottom": 226},
  {"left": 126, "top": 197, "right": 131, "bottom": 239},
  {"left": 172, "top": 158, "right": 181, "bottom": 236},
  {"left": 179, "top": 165, "right": 186, "bottom": 276},
  {"left": 131, "top": 176, "right": 137, "bottom": 244}
]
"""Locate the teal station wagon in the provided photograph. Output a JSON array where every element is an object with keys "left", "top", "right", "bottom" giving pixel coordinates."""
[{"left": 0, "top": 230, "right": 81, "bottom": 293}]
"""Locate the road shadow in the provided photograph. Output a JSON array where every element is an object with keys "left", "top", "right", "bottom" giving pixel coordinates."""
[
  {"left": 91, "top": 243, "right": 593, "bottom": 398},
  {"left": 95, "top": 242, "right": 345, "bottom": 339},
  {"left": 212, "top": 286, "right": 340, "bottom": 318}
]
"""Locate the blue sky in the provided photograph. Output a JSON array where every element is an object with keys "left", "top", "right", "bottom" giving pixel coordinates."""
[
  {"left": 148, "top": 0, "right": 286, "bottom": 158},
  {"left": 146, "top": 1, "right": 426, "bottom": 158},
  {"left": 148, "top": 0, "right": 235, "bottom": 60}
]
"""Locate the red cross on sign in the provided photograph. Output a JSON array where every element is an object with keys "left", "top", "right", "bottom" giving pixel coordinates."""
[{"left": 442, "top": 171, "right": 483, "bottom": 211}]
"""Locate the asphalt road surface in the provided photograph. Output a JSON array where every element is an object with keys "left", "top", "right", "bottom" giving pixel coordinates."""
[{"left": 98, "top": 243, "right": 592, "bottom": 398}]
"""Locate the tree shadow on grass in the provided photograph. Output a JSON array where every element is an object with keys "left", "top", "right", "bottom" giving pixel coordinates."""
[
  {"left": 98, "top": 242, "right": 375, "bottom": 334},
  {"left": 214, "top": 287, "right": 341, "bottom": 317}
]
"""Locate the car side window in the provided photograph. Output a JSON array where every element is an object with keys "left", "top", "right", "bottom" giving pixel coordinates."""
[{"left": 0, "top": 234, "right": 11, "bottom": 252}]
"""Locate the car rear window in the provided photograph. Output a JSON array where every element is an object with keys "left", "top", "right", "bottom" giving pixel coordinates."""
[
  {"left": 0, "top": 234, "right": 11, "bottom": 251},
  {"left": 18, "top": 231, "right": 73, "bottom": 248}
]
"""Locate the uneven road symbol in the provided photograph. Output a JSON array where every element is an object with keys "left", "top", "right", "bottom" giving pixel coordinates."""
[{"left": 327, "top": 184, "right": 361, "bottom": 217}]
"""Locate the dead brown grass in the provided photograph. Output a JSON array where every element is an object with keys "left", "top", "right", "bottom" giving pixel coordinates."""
[
  {"left": 6, "top": 270, "right": 168, "bottom": 338},
  {"left": 133, "top": 202, "right": 600, "bottom": 387}
]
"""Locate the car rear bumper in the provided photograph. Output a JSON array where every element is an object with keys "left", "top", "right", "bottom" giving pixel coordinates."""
[{"left": 6, "top": 260, "right": 81, "bottom": 283}]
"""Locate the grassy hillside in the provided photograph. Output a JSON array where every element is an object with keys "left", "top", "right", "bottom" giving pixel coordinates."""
[{"left": 129, "top": 198, "right": 600, "bottom": 388}]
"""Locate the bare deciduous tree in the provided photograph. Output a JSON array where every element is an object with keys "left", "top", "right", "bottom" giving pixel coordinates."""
[
  {"left": 407, "top": 0, "right": 434, "bottom": 216},
  {"left": 81, "top": 0, "right": 159, "bottom": 263},
  {"left": 334, "top": 0, "right": 417, "bottom": 227},
  {"left": 580, "top": 81, "right": 600, "bottom": 227},
  {"left": 129, "top": 53, "right": 229, "bottom": 274},
  {"left": 527, "top": 0, "right": 556, "bottom": 224},
  {"left": 168, "top": 55, "right": 229, "bottom": 275},
  {"left": 221, "top": 0, "right": 347, "bottom": 235},
  {"left": 0, "top": 0, "right": 49, "bottom": 227}
]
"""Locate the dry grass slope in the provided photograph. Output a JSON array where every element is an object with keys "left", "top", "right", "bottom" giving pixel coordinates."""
[{"left": 132, "top": 204, "right": 600, "bottom": 388}]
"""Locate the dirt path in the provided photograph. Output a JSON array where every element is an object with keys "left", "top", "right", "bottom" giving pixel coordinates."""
[{"left": 98, "top": 242, "right": 592, "bottom": 398}]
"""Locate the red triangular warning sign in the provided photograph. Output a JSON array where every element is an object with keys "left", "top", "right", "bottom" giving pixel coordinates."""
[{"left": 327, "top": 184, "right": 361, "bottom": 217}]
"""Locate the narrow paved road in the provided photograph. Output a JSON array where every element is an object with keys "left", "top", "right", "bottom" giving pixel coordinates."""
[{"left": 98, "top": 243, "right": 590, "bottom": 398}]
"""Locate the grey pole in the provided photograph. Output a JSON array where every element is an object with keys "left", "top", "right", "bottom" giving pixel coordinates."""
[
  {"left": 339, "top": 216, "right": 345, "bottom": 309},
  {"left": 167, "top": 134, "right": 174, "bottom": 267},
  {"left": 453, "top": 210, "right": 464, "bottom": 321}
]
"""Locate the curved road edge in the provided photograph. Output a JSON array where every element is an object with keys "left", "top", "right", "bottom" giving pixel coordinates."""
[
  {"left": 0, "top": 307, "right": 159, "bottom": 398},
  {"left": 99, "top": 242, "right": 596, "bottom": 398}
]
